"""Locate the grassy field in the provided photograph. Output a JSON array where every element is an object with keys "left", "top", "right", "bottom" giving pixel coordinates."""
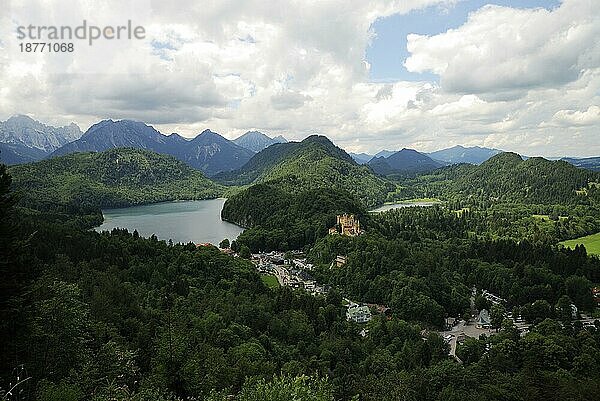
[
  {"left": 261, "top": 274, "right": 280, "bottom": 289},
  {"left": 560, "top": 232, "right": 600, "bottom": 255}
]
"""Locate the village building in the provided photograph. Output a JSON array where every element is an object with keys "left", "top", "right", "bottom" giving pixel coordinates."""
[
  {"left": 445, "top": 317, "right": 457, "bottom": 330},
  {"left": 476, "top": 309, "right": 491, "bottom": 329},
  {"left": 481, "top": 290, "right": 506, "bottom": 305},
  {"left": 292, "top": 259, "right": 313, "bottom": 270},
  {"left": 367, "top": 303, "right": 392, "bottom": 318},
  {"left": 335, "top": 255, "right": 347, "bottom": 267},
  {"left": 593, "top": 287, "right": 600, "bottom": 306},
  {"left": 346, "top": 305, "right": 372, "bottom": 323}
]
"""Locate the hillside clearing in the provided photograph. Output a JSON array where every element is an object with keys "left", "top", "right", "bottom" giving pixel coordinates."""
[
  {"left": 560, "top": 232, "right": 600, "bottom": 255},
  {"left": 261, "top": 274, "right": 280, "bottom": 289}
]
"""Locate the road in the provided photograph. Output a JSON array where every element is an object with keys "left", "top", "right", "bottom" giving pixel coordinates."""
[
  {"left": 441, "top": 317, "right": 597, "bottom": 360},
  {"left": 441, "top": 319, "right": 501, "bottom": 359},
  {"left": 273, "top": 265, "right": 288, "bottom": 286}
]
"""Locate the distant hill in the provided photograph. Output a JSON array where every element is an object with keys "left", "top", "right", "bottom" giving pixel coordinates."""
[
  {"left": 368, "top": 148, "right": 445, "bottom": 175},
  {"left": 427, "top": 145, "right": 501, "bottom": 165},
  {"left": 349, "top": 152, "right": 372, "bottom": 164},
  {"left": 181, "top": 129, "right": 255, "bottom": 176},
  {"left": 51, "top": 120, "right": 254, "bottom": 176},
  {"left": 233, "top": 131, "right": 287, "bottom": 152},
  {"left": 0, "top": 115, "right": 82, "bottom": 164},
  {"left": 373, "top": 150, "right": 395, "bottom": 159},
  {"left": 429, "top": 152, "right": 600, "bottom": 204},
  {"left": 562, "top": 156, "right": 600, "bottom": 171},
  {"left": 9, "top": 148, "right": 223, "bottom": 212},
  {"left": 51, "top": 119, "right": 182, "bottom": 156},
  {"left": 0, "top": 142, "right": 46, "bottom": 164},
  {"left": 217, "top": 135, "right": 392, "bottom": 207}
]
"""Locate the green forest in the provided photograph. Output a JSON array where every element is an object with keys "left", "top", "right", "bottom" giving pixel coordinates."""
[
  {"left": 222, "top": 182, "right": 367, "bottom": 251},
  {"left": 391, "top": 152, "right": 600, "bottom": 205},
  {"left": 2, "top": 143, "right": 600, "bottom": 400},
  {"left": 8, "top": 148, "right": 224, "bottom": 213},
  {"left": 216, "top": 135, "right": 393, "bottom": 208}
]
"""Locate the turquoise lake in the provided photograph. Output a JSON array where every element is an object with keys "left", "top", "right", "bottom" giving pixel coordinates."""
[{"left": 96, "top": 198, "right": 244, "bottom": 245}]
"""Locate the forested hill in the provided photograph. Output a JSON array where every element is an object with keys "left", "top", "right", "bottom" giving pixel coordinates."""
[
  {"left": 9, "top": 148, "right": 224, "bottom": 213},
  {"left": 222, "top": 184, "right": 366, "bottom": 250},
  {"left": 419, "top": 152, "right": 600, "bottom": 204},
  {"left": 220, "top": 135, "right": 390, "bottom": 250},
  {"left": 217, "top": 135, "right": 392, "bottom": 208},
  {"left": 216, "top": 135, "right": 354, "bottom": 184}
]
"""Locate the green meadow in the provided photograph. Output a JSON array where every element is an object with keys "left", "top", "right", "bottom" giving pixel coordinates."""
[
  {"left": 560, "top": 232, "right": 600, "bottom": 255},
  {"left": 260, "top": 274, "right": 280, "bottom": 289}
]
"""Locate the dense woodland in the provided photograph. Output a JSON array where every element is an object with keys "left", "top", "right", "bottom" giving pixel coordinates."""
[
  {"left": 224, "top": 151, "right": 600, "bottom": 253},
  {"left": 310, "top": 208, "right": 600, "bottom": 327},
  {"left": 393, "top": 152, "right": 600, "bottom": 205},
  {"left": 217, "top": 135, "right": 393, "bottom": 208},
  {"left": 222, "top": 182, "right": 367, "bottom": 251},
  {"left": 2, "top": 142, "right": 600, "bottom": 400},
  {"left": 8, "top": 148, "right": 223, "bottom": 213},
  {"left": 2, "top": 164, "right": 450, "bottom": 400}
]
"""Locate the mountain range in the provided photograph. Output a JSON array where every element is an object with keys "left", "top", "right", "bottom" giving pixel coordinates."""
[
  {"left": 7, "top": 130, "right": 599, "bottom": 216},
  {"left": 0, "top": 115, "right": 82, "bottom": 164},
  {"left": 1, "top": 115, "right": 599, "bottom": 175},
  {"left": 427, "top": 145, "right": 502, "bottom": 165},
  {"left": 351, "top": 145, "right": 502, "bottom": 167},
  {"left": 368, "top": 148, "right": 446, "bottom": 175},
  {"left": 373, "top": 150, "right": 395, "bottom": 159},
  {"left": 233, "top": 130, "right": 287, "bottom": 152},
  {"left": 560, "top": 156, "right": 600, "bottom": 172},
  {"left": 349, "top": 152, "right": 372, "bottom": 164},
  {"left": 50, "top": 119, "right": 255, "bottom": 176},
  {"left": 1, "top": 117, "right": 291, "bottom": 176},
  {"left": 348, "top": 149, "right": 394, "bottom": 164}
]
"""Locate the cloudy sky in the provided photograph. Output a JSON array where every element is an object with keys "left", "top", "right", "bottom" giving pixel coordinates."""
[{"left": 1, "top": 0, "right": 598, "bottom": 156}]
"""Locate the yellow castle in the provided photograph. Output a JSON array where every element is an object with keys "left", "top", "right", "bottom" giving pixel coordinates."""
[{"left": 329, "top": 214, "right": 361, "bottom": 236}]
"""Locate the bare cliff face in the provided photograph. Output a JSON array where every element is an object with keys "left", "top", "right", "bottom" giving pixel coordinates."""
[{"left": 0, "top": 115, "right": 82, "bottom": 164}]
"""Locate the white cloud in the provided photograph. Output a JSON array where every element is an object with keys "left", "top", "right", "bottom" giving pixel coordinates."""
[
  {"left": 271, "top": 90, "right": 313, "bottom": 110},
  {"left": 545, "top": 105, "right": 600, "bottom": 127},
  {"left": 0, "top": 0, "right": 599, "bottom": 157},
  {"left": 405, "top": 0, "right": 600, "bottom": 95}
]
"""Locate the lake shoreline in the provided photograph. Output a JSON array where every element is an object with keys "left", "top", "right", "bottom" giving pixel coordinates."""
[
  {"left": 96, "top": 199, "right": 244, "bottom": 245},
  {"left": 369, "top": 200, "right": 440, "bottom": 213},
  {"left": 97, "top": 196, "right": 225, "bottom": 213}
]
